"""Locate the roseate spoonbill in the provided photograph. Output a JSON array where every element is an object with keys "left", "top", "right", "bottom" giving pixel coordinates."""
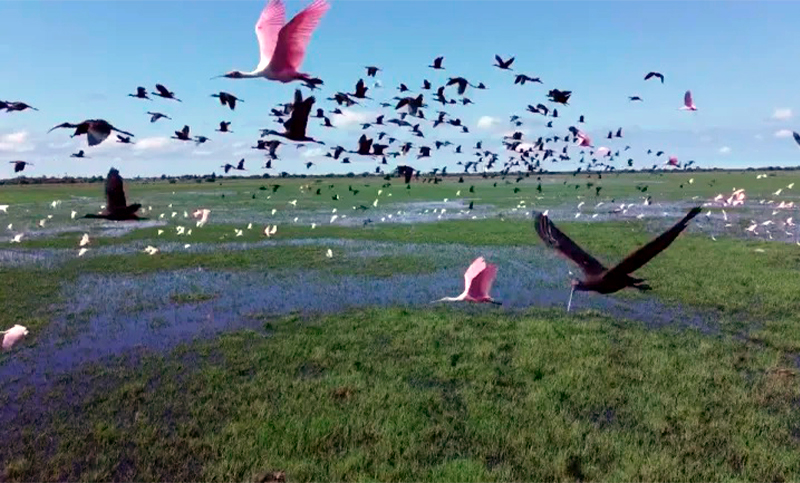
[
  {"left": 152, "top": 84, "right": 181, "bottom": 102},
  {"left": 433, "top": 257, "right": 501, "bottom": 304},
  {"left": 680, "top": 90, "right": 697, "bottom": 111},
  {"left": 82, "top": 168, "right": 146, "bottom": 221},
  {"left": 212, "top": 92, "right": 243, "bottom": 110},
  {"left": 48, "top": 119, "right": 134, "bottom": 147},
  {"left": 147, "top": 111, "right": 171, "bottom": 123},
  {"left": 215, "top": 0, "right": 330, "bottom": 85},
  {"left": 494, "top": 55, "right": 514, "bottom": 70},
  {"left": 9, "top": 161, "right": 32, "bottom": 173},
  {"left": 129, "top": 87, "right": 150, "bottom": 100},
  {"left": 644, "top": 71, "right": 664, "bottom": 83},
  {"left": 533, "top": 207, "right": 702, "bottom": 311},
  {"left": 429, "top": 56, "right": 445, "bottom": 69},
  {"left": 2, "top": 324, "right": 28, "bottom": 350},
  {"left": 260, "top": 89, "right": 323, "bottom": 143}
]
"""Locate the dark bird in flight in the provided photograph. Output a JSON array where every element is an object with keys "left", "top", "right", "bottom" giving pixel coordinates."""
[
  {"left": 644, "top": 72, "right": 664, "bottom": 83},
  {"left": 793, "top": 131, "right": 800, "bottom": 147},
  {"left": 352, "top": 79, "right": 370, "bottom": 99},
  {"left": 116, "top": 135, "right": 134, "bottom": 144},
  {"left": 216, "top": 121, "right": 232, "bottom": 133},
  {"left": 48, "top": 119, "right": 134, "bottom": 147},
  {"left": 2, "top": 101, "right": 38, "bottom": 112},
  {"left": 365, "top": 66, "right": 381, "bottom": 77},
  {"left": 9, "top": 161, "right": 32, "bottom": 173},
  {"left": 221, "top": 159, "right": 246, "bottom": 173},
  {"left": 547, "top": 89, "right": 572, "bottom": 105},
  {"left": 147, "top": 111, "right": 170, "bottom": 123},
  {"left": 397, "top": 165, "right": 415, "bottom": 183},
  {"left": 533, "top": 207, "right": 702, "bottom": 310},
  {"left": 429, "top": 56, "right": 445, "bottom": 69},
  {"left": 494, "top": 55, "right": 514, "bottom": 70},
  {"left": 83, "top": 168, "right": 146, "bottom": 221},
  {"left": 260, "top": 89, "right": 323, "bottom": 144},
  {"left": 152, "top": 83, "right": 181, "bottom": 101},
  {"left": 194, "top": 136, "right": 210, "bottom": 145},
  {"left": 446, "top": 77, "right": 470, "bottom": 96},
  {"left": 70, "top": 150, "right": 88, "bottom": 158},
  {"left": 129, "top": 87, "right": 150, "bottom": 100},
  {"left": 172, "top": 125, "right": 192, "bottom": 141},
  {"left": 514, "top": 74, "right": 542, "bottom": 85},
  {"left": 212, "top": 92, "right": 243, "bottom": 110},
  {"left": 629, "top": 96, "right": 643, "bottom": 102}
]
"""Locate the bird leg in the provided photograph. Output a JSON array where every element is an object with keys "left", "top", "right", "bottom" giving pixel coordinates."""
[{"left": 566, "top": 286, "right": 575, "bottom": 312}]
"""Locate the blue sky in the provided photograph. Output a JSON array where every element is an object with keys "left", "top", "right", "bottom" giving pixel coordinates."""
[{"left": 1, "top": 0, "right": 799, "bottom": 178}]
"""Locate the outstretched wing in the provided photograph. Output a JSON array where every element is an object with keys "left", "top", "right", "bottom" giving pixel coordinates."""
[
  {"left": 105, "top": 168, "right": 128, "bottom": 212},
  {"left": 255, "top": 0, "right": 286, "bottom": 71},
  {"left": 684, "top": 90, "right": 693, "bottom": 107},
  {"left": 467, "top": 263, "right": 497, "bottom": 299},
  {"left": 604, "top": 206, "right": 702, "bottom": 278},
  {"left": 269, "top": 0, "right": 330, "bottom": 73},
  {"left": 87, "top": 125, "right": 111, "bottom": 146},
  {"left": 533, "top": 212, "right": 607, "bottom": 276},
  {"left": 463, "top": 257, "right": 487, "bottom": 293},
  {"left": 794, "top": 131, "right": 800, "bottom": 147}
]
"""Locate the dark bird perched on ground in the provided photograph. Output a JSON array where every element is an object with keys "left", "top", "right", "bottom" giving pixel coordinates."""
[
  {"left": 172, "top": 125, "right": 192, "bottom": 141},
  {"left": 9, "top": 161, "right": 32, "bottom": 173},
  {"left": 3, "top": 101, "right": 38, "bottom": 112},
  {"left": 533, "top": 207, "right": 702, "bottom": 311},
  {"left": 152, "top": 83, "right": 181, "bottom": 101},
  {"left": 644, "top": 72, "right": 664, "bottom": 83},
  {"left": 629, "top": 96, "right": 643, "bottom": 101},
  {"left": 212, "top": 92, "right": 243, "bottom": 110},
  {"left": 260, "top": 89, "right": 323, "bottom": 144},
  {"left": 48, "top": 119, "right": 134, "bottom": 147},
  {"left": 547, "top": 89, "right": 572, "bottom": 104},
  {"left": 494, "top": 55, "right": 514, "bottom": 70},
  {"left": 128, "top": 87, "right": 150, "bottom": 100},
  {"left": 147, "top": 111, "right": 170, "bottom": 123},
  {"left": 83, "top": 168, "right": 146, "bottom": 221},
  {"left": 365, "top": 66, "right": 380, "bottom": 77},
  {"left": 429, "top": 56, "right": 445, "bottom": 69}
]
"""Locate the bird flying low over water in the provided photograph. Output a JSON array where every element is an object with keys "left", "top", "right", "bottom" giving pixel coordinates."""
[
  {"left": 83, "top": 168, "right": 146, "bottom": 221},
  {"left": 434, "top": 257, "right": 501, "bottom": 304},
  {"left": 215, "top": 0, "right": 330, "bottom": 85},
  {"left": 533, "top": 207, "right": 702, "bottom": 311},
  {"left": 48, "top": 119, "right": 134, "bottom": 147}
]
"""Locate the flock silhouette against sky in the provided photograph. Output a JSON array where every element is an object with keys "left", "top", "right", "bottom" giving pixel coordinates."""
[{"left": 1, "top": 0, "right": 799, "bottom": 350}]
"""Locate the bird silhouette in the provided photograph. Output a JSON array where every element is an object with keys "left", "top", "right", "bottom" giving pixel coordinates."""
[
  {"left": 260, "top": 89, "right": 323, "bottom": 143},
  {"left": 48, "top": 119, "right": 134, "bottom": 147},
  {"left": 152, "top": 83, "right": 181, "bottom": 101},
  {"left": 533, "top": 207, "right": 702, "bottom": 310},
  {"left": 493, "top": 55, "right": 514, "bottom": 70},
  {"left": 212, "top": 92, "right": 243, "bottom": 110},
  {"left": 83, "top": 168, "right": 146, "bottom": 221},
  {"left": 9, "top": 161, "right": 32, "bottom": 173},
  {"left": 644, "top": 71, "right": 664, "bottom": 83}
]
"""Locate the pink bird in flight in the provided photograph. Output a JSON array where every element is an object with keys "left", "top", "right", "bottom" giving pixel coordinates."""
[
  {"left": 434, "top": 257, "right": 501, "bottom": 304},
  {"left": 680, "top": 90, "right": 697, "bottom": 111},
  {"left": 2, "top": 324, "right": 28, "bottom": 350},
  {"left": 216, "top": 0, "right": 330, "bottom": 85}
]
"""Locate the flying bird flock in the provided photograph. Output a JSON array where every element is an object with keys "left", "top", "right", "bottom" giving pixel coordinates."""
[{"left": 1, "top": 0, "right": 798, "bottom": 351}]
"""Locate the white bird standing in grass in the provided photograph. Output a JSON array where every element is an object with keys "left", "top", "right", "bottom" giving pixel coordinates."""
[
  {"left": 80, "top": 233, "right": 90, "bottom": 247},
  {"left": 10, "top": 233, "right": 23, "bottom": 243},
  {"left": 0, "top": 205, "right": 8, "bottom": 213},
  {"left": 2, "top": 324, "right": 28, "bottom": 350},
  {"left": 144, "top": 246, "right": 159, "bottom": 255}
]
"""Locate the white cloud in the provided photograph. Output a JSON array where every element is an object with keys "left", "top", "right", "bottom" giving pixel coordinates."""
[
  {"left": 192, "top": 150, "right": 213, "bottom": 156},
  {"left": 0, "top": 131, "right": 35, "bottom": 153},
  {"left": 774, "top": 129, "right": 793, "bottom": 139},
  {"left": 302, "top": 147, "right": 326, "bottom": 158},
  {"left": 331, "top": 109, "right": 372, "bottom": 128},
  {"left": 477, "top": 116, "right": 498, "bottom": 129},
  {"left": 133, "top": 137, "right": 173, "bottom": 151},
  {"left": 718, "top": 146, "right": 731, "bottom": 154},
  {"left": 772, "top": 108, "right": 793, "bottom": 121}
]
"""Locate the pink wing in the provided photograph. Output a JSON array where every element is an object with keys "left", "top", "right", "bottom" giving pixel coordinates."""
[
  {"left": 467, "top": 264, "right": 497, "bottom": 300},
  {"left": 269, "top": 0, "right": 330, "bottom": 73},
  {"left": 463, "top": 257, "right": 487, "bottom": 293},
  {"left": 255, "top": 0, "right": 286, "bottom": 70},
  {"left": 684, "top": 90, "right": 693, "bottom": 107},
  {"left": 2, "top": 325, "right": 27, "bottom": 350}
]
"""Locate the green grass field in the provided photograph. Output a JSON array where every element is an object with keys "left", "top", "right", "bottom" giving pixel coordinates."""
[{"left": 1, "top": 170, "right": 800, "bottom": 481}]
